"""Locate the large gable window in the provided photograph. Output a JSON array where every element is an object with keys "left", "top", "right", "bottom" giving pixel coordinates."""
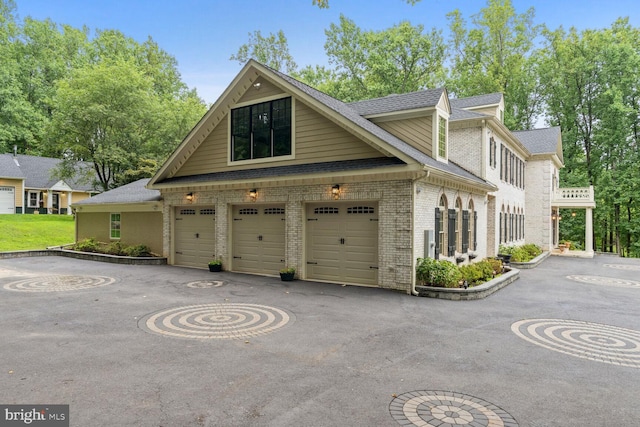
[{"left": 231, "top": 97, "right": 292, "bottom": 162}]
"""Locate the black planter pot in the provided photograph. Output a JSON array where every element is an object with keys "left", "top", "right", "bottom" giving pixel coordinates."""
[
  {"left": 208, "top": 264, "right": 222, "bottom": 272},
  {"left": 280, "top": 272, "right": 295, "bottom": 281},
  {"left": 497, "top": 254, "right": 512, "bottom": 265}
]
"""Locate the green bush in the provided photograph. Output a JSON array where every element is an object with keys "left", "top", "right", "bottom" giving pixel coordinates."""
[
  {"left": 416, "top": 257, "right": 462, "bottom": 288},
  {"left": 499, "top": 243, "right": 542, "bottom": 262},
  {"left": 486, "top": 257, "right": 503, "bottom": 275},
  {"left": 123, "top": 244, "right": 152, "bottom": 257},
  {"left": 105, "top": 241, "right": 125, "bottom": 255},
  {"left": 459, "top": 260, "right": 495, "bottom": 286},
  {"left": 72, "top": 238, "right": 100, "bottom": 253}
]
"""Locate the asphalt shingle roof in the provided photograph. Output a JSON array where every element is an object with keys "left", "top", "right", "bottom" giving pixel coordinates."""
[
  {"left": 347, "top": 88, "right": 445, "bottom": 116},
  {"left": 0, "top": 154, "right": 24, "bottom": 179},
  {"left": 266, "top": 66, "right": 491, "bottom": 188},
  {"left": 0, "top": 154, "right": 97, "bottom": 191},
  {"left": 450, "top": 93, "right": 503, "bottom": 109},
  {"left": 513, "top": 127, "right": 562, "bottom": 156},
  {"left": 74, "top": 178, "right": 160, "bottom": 205},
  {"left": 450, "top": 108, "right": 489, "bottom": 121}
]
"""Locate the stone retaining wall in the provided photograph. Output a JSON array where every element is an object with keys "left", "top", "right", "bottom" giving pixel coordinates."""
[{"left": 0, "top": 249, "right": 167, "bottom": 265}]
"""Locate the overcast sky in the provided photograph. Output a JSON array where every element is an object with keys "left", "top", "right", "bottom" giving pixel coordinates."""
[{"left": 14, "top": 0, "right": 640, "bottom": 104}]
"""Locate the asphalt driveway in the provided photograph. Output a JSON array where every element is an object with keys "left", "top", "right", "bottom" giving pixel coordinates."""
[{"left": 1, "top": 254, "right": 639, "bottom": 426}]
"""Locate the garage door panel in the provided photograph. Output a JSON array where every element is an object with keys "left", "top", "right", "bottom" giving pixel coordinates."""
[
  {"left": 0, "top": 186, "right": 15, "bottom": 214},
  {"left": 174, "top": 207, "right": 215, "bottom": 268},
  {"left": 232, "top": 205, "right": 285, "bottom": 275},
  {"left": 306, "top": 202, "right": 378, "bottom": 286}
]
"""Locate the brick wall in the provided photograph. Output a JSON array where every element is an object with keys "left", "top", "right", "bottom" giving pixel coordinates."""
[{"left": 161, "top": 179, "right": 415, "bottom": 293}]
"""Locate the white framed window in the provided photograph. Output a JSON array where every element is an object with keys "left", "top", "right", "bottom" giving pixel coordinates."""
[
  {"left": 28, "top": 191, "right": 40, "bottom": 208},
  {"left": 437, "top": 116, "right": 447, "bottom": 159},
  {"left": 110, "top": 213, "right": 121, "bottom": 239}
]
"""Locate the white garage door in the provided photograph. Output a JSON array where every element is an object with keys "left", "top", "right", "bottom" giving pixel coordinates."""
[
  {"left": 306, "top": 202, "right": 378, "bottom": 286},
  {"left": 0, "top": 186, "right": 15, "bottom": 214},
  {"left": 232, "top": 205, "right": 285, "bottom": 275},
  {"left": 174, "top": 206, "right": 216, "bottom": 268}
]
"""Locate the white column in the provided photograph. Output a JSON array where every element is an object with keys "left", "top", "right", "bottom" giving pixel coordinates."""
[
  {"left": 67, "top": 191, "right": 73, "bottom": 215},
  {"left": 46, "top": 190, "right": 53, "bottom": 214},
  {"left": 585, "top": 207, "right": 594, "bottom": 256}
]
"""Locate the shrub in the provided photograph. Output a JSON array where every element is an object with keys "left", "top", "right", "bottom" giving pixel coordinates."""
[
  {"left": 486, "top": 257, "right": 503, "bottom": 275},
  {"left": 416, "top": 258, "right": 462, "bottom": 288},
  {"left": 105, "top": 241, "right": 125, "bottom": 255},
  {"left": 123, "top": 244, "right": 152, "bottom": 257},
  {"left": 459, "top": 260, "right": 495, "bottom": 286},
  {"left": 72, "top": 238, "right": 100, "bottom": 253},
  {"left": 499, "top": 243, "right": 542, "bottom": 262}
]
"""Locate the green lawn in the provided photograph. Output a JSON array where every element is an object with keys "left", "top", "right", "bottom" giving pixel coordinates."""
[{"left": 0, "top": 214, "right": 75, "bottom": 251}]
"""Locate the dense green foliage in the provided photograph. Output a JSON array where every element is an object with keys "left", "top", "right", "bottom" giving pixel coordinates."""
[
  {"left": 499, "top": 243, "right": 542, "bottom": 262},
  {"left": 236, "top": 1, "right": 640, "bottom": 257},
  {"left": 416, "top": 257, "right": 505, "bottom": 288},
  {"left": 0, "top": 1, "right": 206, "bottom": 189},
  {"left": 71, "top": 238, "right": 153, "bottom": 257},
  {"left": 0, "top": 214, "right": 74, "bottom": 250}
]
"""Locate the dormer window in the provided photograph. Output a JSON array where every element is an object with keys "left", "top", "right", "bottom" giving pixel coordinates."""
[
  {"left": 231, "top": 97, "right": 292, "bottom": 162},
  {"left": 437, "top": 116, "right": 447, "bottom": 159}
]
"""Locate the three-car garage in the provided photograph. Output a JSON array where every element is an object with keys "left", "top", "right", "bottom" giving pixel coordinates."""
[{"left": 172, "top": 201, "right": 379, "bottom": 286}]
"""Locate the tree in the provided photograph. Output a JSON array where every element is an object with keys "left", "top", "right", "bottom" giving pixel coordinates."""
[
  {"left": 296, "top": 15, "right": 445, "bottom": 102},
  {"left": 48, "top": 60, "right": 161, "bottom": 190},
  {"left": 230, "top": 30, "right": 297, "bottom": 73},
  {"left": 446, "top": 0, "right": 540, "bottom": 129}
]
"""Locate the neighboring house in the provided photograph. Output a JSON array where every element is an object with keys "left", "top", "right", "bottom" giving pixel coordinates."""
[
  {"left": 73, "top": 179, "right": 163, "bottom": 255},
  {"left": 73, "top": 60, "right": 594, "bottom": 293},
  {"left": 0, "top": 153, "right": 100, "bottom": 214}
]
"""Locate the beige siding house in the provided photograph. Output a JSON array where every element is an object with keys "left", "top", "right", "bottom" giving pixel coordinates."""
[
  {"left": 75, "top": 60, "right": 594, "bottom": 293},
  {"left": 0, "top": 153, "right": 99, "bottom": 215}
]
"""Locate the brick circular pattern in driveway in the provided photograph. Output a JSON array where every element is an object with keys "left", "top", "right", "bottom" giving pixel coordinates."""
[
  {"left": 185, "top": 280, "right": 225, "bottom": 289},
  {"left": 2, "top": 275, "right": 115, "bottom": 292},
  {"left": 566, "top": 275, "right": 640, "bottom": 288},
  {"left": 511, "top": 319, "right": 640, "bottom": 368},
  {"left": 389, "top": 390, "right": 518, "bottom": 426},
  {"left": 139, "top": 303, "right": 292, "bottom": 340},
  {"left": 603, "top": 263, "right": 640, "bottom": 271}
]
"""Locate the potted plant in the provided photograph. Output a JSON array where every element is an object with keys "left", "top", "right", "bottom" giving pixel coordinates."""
[
  {"left": 208, "top": 259, "right": 222, "bottom": 272},
  {"left": 279, "top": 267, "right": 296, "bottom": 281}
]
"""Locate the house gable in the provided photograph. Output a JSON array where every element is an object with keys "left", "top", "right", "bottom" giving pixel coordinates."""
[
  {"left": 172, "top": 91, "right": 384, "bottom": 178},
  {"left": 150, "top": 61, "right": 421, "bottom": 187}
]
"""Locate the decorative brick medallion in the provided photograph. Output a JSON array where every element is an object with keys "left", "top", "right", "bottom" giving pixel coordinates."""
[
  {"left": 566, "top": 275, "right": 640, "bottom": 288},
  {"left": 3, "top": 275, "right": 115, "bottom": 292},
  {"left": 511, "top": 319, "right": 640, "bottom": 368},
  {"left": 389, "top": 390, "right": 518, "bottom": 426},
  {"left": 139, "top": 303, "right": 292, "bottom": 340}
]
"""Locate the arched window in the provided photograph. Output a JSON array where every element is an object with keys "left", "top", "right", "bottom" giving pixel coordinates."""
[
  {"left": 435, "top": 195, "right": 448, "bottom": 259},
  {"left": 506, "top": 206, "right": 511, "bottom": 243}
]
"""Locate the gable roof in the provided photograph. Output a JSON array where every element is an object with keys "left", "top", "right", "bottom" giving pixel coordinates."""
[
  {"left": 450, "top": 93, "right": 503, "bottom": 109},
  {"left": 73, "top": 178, "right": 160, "bottom": 205},
  {"left": 450, "top": 108, "right": 489, "bottom": 121},
  {"left": 347, "top": 88, "right": 446, "bottom": 116},
  {"left": 0, "top": 154, "right": 98, "bottom": 192},
  {"left": 149, "top": 60, "right": 494, "bottom": 191},
  {"left": 513, "top": 126, "right": 564, "bottom": 163}
]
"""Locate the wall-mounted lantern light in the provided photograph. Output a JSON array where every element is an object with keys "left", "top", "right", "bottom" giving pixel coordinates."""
[
  {"left": 332, "top": 184, "right": 341, "bottom": 200},
  {"left": 249, "top": 189, "right": 258, "bottom": 201},
  {"left": 186, "top": 192, "right": 194, "bottom": 202}
]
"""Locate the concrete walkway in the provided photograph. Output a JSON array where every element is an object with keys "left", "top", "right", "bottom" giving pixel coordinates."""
[{"left": 0, "top": 254, "right": 638, "bottom": 426}]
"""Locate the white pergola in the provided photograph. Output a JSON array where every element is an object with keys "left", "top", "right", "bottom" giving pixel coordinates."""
[{"left": 551, "top": 186, "right": 596, "bottom": 257}]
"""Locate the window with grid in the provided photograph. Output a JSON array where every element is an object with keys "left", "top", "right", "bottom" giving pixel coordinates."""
[
  {"left": 438, "top": 116, "right": 447, "bottom": 158},
  {"left": 110, "top": 213, "right": 121, "bottom": 239},
  {"left": 231, "top": 97, "right": 292, "bottom": 162}
]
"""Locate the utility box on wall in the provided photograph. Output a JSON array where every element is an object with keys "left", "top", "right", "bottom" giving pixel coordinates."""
[{"left": 424, "top": 230, "right": 435, "bottom": 259}]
